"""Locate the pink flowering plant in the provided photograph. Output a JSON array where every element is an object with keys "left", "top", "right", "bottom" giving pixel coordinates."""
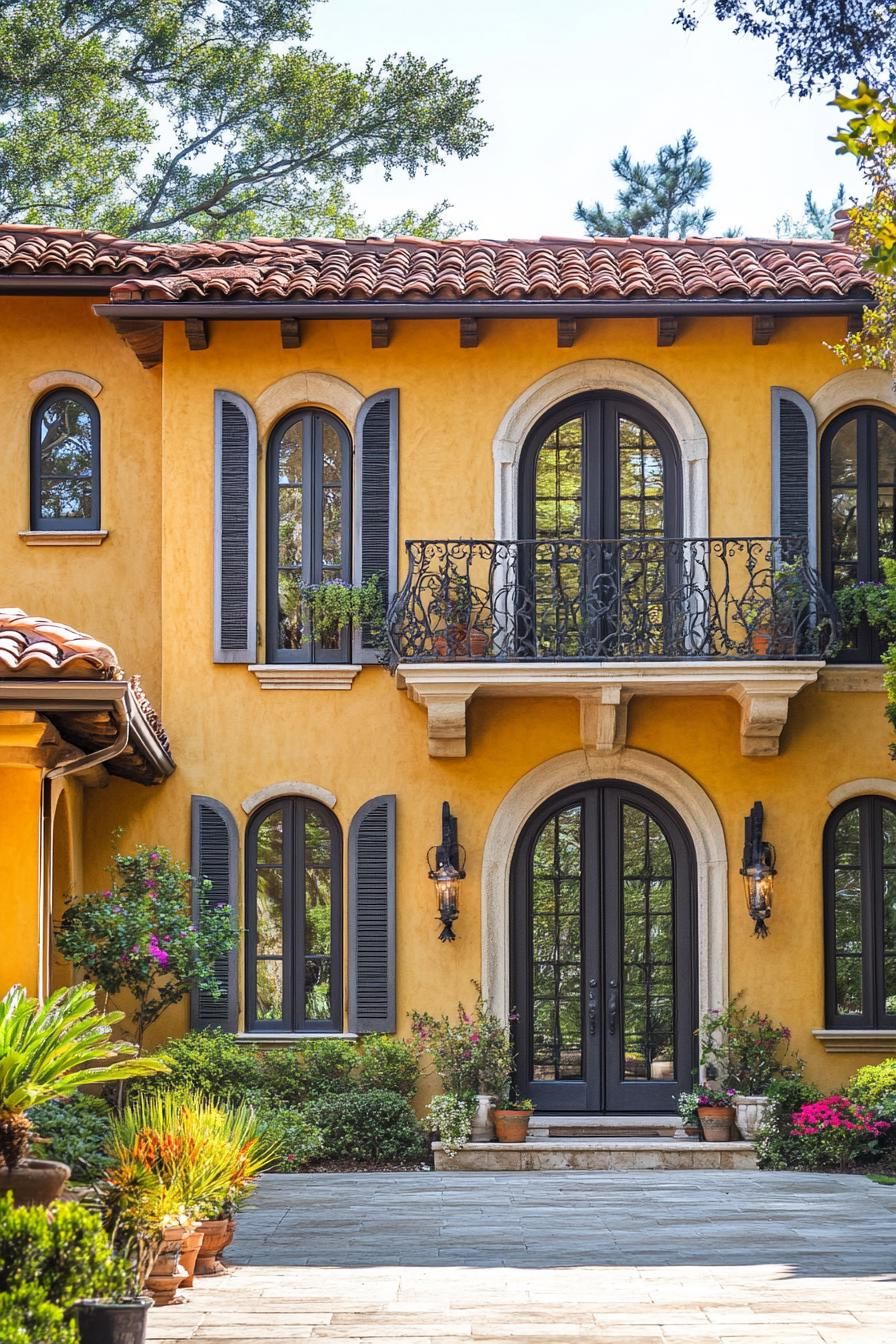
[
  {"left": 790, "top": 1095, "right": 891, "bottom": 1171},
  {"left": 410, "top": 984, "right": 514, "bottom": 1097},
  {"left": 699, "top": 994, "right": 802, "bottom": 1095},
  {"left": 57, "top": 844, "right": 237, "bottom": 1052}
]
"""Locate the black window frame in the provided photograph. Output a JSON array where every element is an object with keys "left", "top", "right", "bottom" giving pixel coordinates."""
[
  {"left": 824, "top": 795, "right": 896, "bottom": 1030},
  {"left": 821, "top": 404, "right": 896, "bottom": 663},
  {"left": 518, "top": 391, "right": 683, "bottom": 541},
  {"left": 266, "top": 407, "right": 352, "bottom": 664},
  {"left": 245, "top": 796, "right": 343, "bottom": 1035},
  {"left": 30, "top": 388, "right": 101, "bottom": 532}
]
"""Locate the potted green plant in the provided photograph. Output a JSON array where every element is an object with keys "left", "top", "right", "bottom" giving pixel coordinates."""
[
  {"left": 676, "top": 1089, "right": 702, "bottom": 1140},
  {"left": 698, "top": 997, "right": 802, "bottom": 1139},
  {"left": 430, "top": 576, "right": 490, "bottom": 658},
  {"left": 300, "top": 575, "right": 384, "bottom": 648},
  {"left": 411, "top": 987, "right": 514, "bottom": 1143},
  {"left": 0, "top": 983, "right": 164, "bottom": 1206},
  {"left": 493, "top": 1094, "right": 534, "bottom": 1144}
]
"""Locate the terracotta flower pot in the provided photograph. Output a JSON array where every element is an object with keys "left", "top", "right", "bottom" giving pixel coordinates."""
[
  {"left": 750, "top": 629, "right": 771, "bottom": 656},
  {"left": 219, "top": 1218, "right": 237, "bottom": 1258},
  {"left": 145, "top": 1228, "right": 188, "bottom": 1307},
  {"left": 493, "top": 1109, "right": 532, "bottom": 1143},
  {"left": 194, "top": 1219, "right": 230, "bottom": 1276},
  {"left": 0, "top": 1157, "right": 70, "bottom": 1206},
  {"left": 698, "top": 1104, "right": 735, "bottom": 1143},
  {"left": 177, "top": 1227, "right": 205, "bottom": 1289},
  {"left": 465, "top": 627, "right": 489, "bottom": 658}
]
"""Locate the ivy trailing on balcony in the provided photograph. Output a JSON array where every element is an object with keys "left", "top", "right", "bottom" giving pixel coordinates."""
[{"left": 835, "top": 558, "right": 896, "bottom": 756}]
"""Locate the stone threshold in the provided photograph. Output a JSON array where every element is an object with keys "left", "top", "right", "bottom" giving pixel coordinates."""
[{"left": 433, "top": 1139, "right": 757, "bottom": 1171}]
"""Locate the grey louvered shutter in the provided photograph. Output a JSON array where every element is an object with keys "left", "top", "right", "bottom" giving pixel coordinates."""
[
  {"left": 190, "top": 795, "right": 239, "bottom": 1031},
  {"left": 213, "top": 391, "right": 258, "bottom": 662},
  {"left": 353, "top": 390, "right": 399, "bottom": 662},
  {"left": 348, "top": 794, "right": 396, "bottom": 1033},
  {"left": 772, "top": 388, "right": 817, "bottom": 558}
]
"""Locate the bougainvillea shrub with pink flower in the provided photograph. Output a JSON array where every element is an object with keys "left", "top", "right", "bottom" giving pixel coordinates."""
[
  {"left": 790, "top": 1095, "right": 890, "bottom": 1171},
  {"left": 57, "top": 845, "right": 237, "bottom": 1050},
  {"left": 410, "top": 986, "right": 514, "bottom": 1097}
]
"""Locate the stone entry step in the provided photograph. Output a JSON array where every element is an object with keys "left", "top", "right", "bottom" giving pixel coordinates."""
[
  {"left": 528, "top": 1113, "right": 680, "bottom": 1139},
  {"left": 433, "top": 1138, "right": 757, "bottom": 1172}
]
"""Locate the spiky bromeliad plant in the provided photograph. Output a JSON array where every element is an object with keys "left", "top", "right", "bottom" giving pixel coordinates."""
[{"left": 0, "top": 983, "right": 166, "bottom": 1170}]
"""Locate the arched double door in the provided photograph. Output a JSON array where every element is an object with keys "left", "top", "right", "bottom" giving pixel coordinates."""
[{"left": 511, "top": 782, "right": 696, "bottom": 1113}]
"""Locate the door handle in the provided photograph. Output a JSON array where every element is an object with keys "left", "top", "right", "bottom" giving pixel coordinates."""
[
  {"left": 587, "top": 978, "right": 597, "bottom": 1037},
  {"left": 608, "top": 982, "right": 618, "bottom": 1036}
]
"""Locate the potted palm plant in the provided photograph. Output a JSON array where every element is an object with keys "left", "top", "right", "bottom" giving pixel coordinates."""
[{"left": 0, "top": 983, "right": 164, "bottom": 1206}]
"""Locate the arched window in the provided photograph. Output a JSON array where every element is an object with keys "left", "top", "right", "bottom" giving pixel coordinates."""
[
  {"left": 246, "top": 797, "right": 342, "bottom": 1033},
  {"left": 30, "top": 390, "right": 100, "bottom": 531},
  {"left": 824, "top": 795, "right": 896, "bottom": 1029},
  {"left": 519, "top": 393, "right": 682, "bottom": 541},
  {"left": 266, "top": 408, "right": 351, "bottom": 663},
  {"left": 821, "top": 405, "right": 896, "bottom": 661}
]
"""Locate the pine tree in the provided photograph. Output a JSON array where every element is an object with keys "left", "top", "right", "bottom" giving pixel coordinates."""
[{"left": 575, "top": 131, "right": 714, "bottom": 239}]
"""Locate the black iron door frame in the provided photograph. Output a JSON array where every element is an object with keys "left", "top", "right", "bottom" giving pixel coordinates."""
[{"left": 510, "top": 780, "right": 697, "bottom": 1114}]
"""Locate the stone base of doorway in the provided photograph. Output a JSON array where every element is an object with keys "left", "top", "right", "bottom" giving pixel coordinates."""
[{"left": 433, "top": 1138, "right": 757, "bottom": 1171}]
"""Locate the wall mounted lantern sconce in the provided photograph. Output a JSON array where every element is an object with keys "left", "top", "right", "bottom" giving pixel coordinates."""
[
  {"left": 428, "top": 801, "right": 465, "bottom": 942},
  {"left": 740, "top": 801, "right": 776, "bottom": 938}
]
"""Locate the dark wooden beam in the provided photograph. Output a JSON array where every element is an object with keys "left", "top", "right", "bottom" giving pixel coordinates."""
[
  {"left": 459, "top": 316, "right": 479, "bottom": 347},
  {"left": 371, "top": 317, "right": 390, "bottom": 348},
  {"left": 280, "top": 317, "right": 301, "bottom": 348},
  {"left": 557, "top": 318, "right": 577, "bottom": 348},
  {"left": 184, "top": 317, "right": 208, "bottom": 350},
  {"left": 657, "top": 316, "right": 678, "bottom": 347},
  {"left": 752, "top": 314, "right": 775, "bottom": 345},
  {"left": 109, "top": 318, "right": 163, "bottom": 369},
  {"left": 846, "top": 311, "right": 863, "bottom": 336}
]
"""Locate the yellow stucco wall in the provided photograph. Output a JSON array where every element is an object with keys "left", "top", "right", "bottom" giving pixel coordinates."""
[{"left": 2, "top": 300, "right": 894, "bottom": 1091}]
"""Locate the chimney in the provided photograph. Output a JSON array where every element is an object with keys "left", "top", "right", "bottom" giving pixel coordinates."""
[{"left": 832, "top": 209, "right": 854, "bottom": 243}]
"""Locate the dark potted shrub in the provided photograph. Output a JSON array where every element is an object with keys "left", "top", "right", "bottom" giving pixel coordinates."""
[{"left": 0, "top": 983, "right": 163, "bottom": 1206}]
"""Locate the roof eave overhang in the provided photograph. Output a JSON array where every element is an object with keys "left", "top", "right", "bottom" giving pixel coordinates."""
[{"left": 92, "top": 296, "right": 870, "bottom": 320}]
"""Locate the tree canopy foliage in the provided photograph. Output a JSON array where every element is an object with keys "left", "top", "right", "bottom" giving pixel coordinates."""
[
  {"left": 675, "top": 0, "right": 896, "bottom": 97},
  {"left": 575, "top": 130, "right": 715, "bottom": 238},
  {"left": 0, "top": 0, "right": 489, "bottom": 239},
  {"left": 775, "top": 185, "right": 846, "bottom": 238}
]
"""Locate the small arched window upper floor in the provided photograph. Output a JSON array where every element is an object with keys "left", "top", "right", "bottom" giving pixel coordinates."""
[{"left": 30, "top": 388, "right": 100, "bottom": 532}]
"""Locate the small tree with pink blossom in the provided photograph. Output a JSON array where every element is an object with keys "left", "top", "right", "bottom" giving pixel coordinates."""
[{"left": 57, "top": 844, "right": 237, "bottom": 1052}]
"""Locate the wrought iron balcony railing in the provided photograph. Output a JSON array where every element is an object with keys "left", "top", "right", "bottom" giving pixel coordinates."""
[{"left": 385, "top": 537, "right": 840, "bottom": 666}]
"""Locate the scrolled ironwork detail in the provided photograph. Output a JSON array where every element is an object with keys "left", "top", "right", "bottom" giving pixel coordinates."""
[{"left": 384, "top": 537, "right": 839, "bottom": 667}]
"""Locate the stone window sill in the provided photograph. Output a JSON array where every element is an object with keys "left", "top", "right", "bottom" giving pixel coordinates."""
[
  {"left": 236, "top": 1032, "right": 358, "bottom": 1044},
  {"left": 249, "top": 664, "right": 361, "bottom": 690},
  {"left": 19, "top": 530, "right": 108, "bottom": 547},
  {"left": 817, "top": 666, "right": 884, "bottom": 693},
  {"left": 812, "top": 1028, "right": 896, "bottom": 1052}
]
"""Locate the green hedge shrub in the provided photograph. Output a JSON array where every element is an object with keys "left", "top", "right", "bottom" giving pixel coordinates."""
[
  {"left": 136, "top": 1029, "right": 263, "bottom": 1102},
  {"left": 306, "top": 1089, "right": 426, "bottom": 1163},
  {"left": 27, "top": 1095, "right": 112, "bottom": 1183},
  {"left": 259, "top": 1040, "right": 358, "bottom": 1106},
  {"left": 0, "top": 1284, "right": 75, "bottom": 1344},
  {"left": 754, "top": 1077, "right": 822, "bottom": 1171},
  {"left": 849, "top": 1059, "right": 896, "bottom": 1117},
  {"left": 0, "top": 1197, "right": 128, "bottom": 1319},
  {"left": 255, "top": 1107, "right": 324, "bottom": 1172},
  {"left": 357, "top": 1035, "right": 420, "bottom": 1098}
]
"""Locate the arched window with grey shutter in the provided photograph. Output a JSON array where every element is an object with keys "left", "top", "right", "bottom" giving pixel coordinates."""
[
  {"left": 190, "top": 795, "right": 239, "bottom": 1031},
  {"left": 353, "top": 390, "right": 399, "bottom": 662},
  {"left": 30, "top": 389, "right": 100, "bottom": 531},
  {"left": 213, "top": 391, "right": 258, "bottom": 663},
  {"left": 348, "top": 795, "right": 396, "bottom": 1033}
]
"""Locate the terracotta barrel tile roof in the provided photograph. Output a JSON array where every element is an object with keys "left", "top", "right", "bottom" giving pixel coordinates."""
[
  {"left": 0, "top": 225, "right": 869, "bottom": 305},
  {"left": 0, "top": 607, "right": 120, "bottom": 679}
]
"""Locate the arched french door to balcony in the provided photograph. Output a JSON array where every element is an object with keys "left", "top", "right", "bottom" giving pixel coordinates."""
[{"left": 510, "top": 780, "right": 697, "bottom": 1114}]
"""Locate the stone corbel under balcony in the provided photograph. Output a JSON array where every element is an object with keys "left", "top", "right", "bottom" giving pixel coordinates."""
[{"left": 395, "top": 661, "right": 824, "bottom": 759}]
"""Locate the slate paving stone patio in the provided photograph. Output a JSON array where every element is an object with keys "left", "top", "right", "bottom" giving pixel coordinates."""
[{"left": 146, "top": 1171, "right": 896, "bottom": 1343}]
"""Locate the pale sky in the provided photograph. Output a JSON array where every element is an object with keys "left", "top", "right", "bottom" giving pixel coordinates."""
[{"left": 310, "top": 0, "right": 864, "bottom": 240}]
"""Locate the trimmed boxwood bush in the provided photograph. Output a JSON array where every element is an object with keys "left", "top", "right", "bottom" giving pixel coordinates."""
[
  {"left": 357, "top": 1035, "right": 420, "bottom": 1099},
  {"left": 306, "top": 1089, "right": 426, "bottom": 1163},
  {"left": 849, "top": 1059, "right": 896, "bottom": 1117},
  {"left": 27, "top": 1094, "right": 112, "bottom": 1183},
  {"left": 134, "top": 1028, "right": 264, "bottom": 1102},
  {"left": 259, "top": 1040, "right": 358, "bottom": 1106},
  {"left": 255, "top": 1106, "right": 324, "bottom": 1172},
  {"left": 0, "top": 1284, "right": 75, "bottom": 1344}
]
